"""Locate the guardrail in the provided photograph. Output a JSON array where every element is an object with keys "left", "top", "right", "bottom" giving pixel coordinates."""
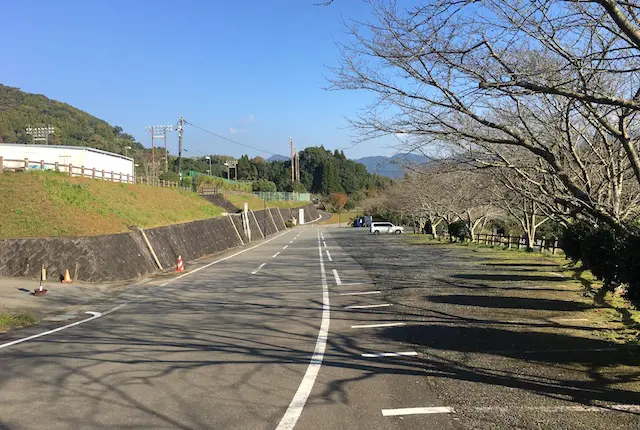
[
  {"left": 472, "top": 233, "right": 561, "bottom": 254},
  {"left": 0, "top": 156, "right": 134, "bottom": 184}
]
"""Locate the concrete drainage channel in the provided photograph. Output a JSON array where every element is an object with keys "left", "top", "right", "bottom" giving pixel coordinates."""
[{"left": 0, "top": 204, "right": 321, "bottom": 284}]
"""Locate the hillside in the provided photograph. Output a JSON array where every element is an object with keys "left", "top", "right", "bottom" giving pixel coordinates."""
[
  {"left": 0, "top": 85, "right": 142, "bottom": 155},
  {"left": 0, "top": 171, "right": 223, "bottom": 238}
]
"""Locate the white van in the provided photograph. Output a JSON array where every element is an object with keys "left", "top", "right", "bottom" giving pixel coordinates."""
[{"left": 370, "top": 222, "right": 404, "bottom": 235}]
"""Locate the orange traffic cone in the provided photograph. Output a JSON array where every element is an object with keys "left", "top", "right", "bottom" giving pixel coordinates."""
[
  {"left": 61, "top": 269, "right": 73, "bottom": 283},
  {"left": 176, "top": 255, "right": 185, "bottom": 273}
]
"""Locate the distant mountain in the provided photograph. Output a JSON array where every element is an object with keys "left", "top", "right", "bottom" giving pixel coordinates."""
[
  {"left": 267, "top": 154, "right": 289, "bottom": 162},
  {"left": 355, "top": 153, "right": 428, "bottom": 178}
]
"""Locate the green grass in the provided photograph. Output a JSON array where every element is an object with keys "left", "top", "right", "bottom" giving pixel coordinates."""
[
  {"left": 319, "top": 211, "right": 362, "bottom": 225},
  {"left": 222, "top": 192, "right": 310, "bottom": 211},
  {"left": 0, "top": 312, "right": 38, "bottom": 332},
  {"left": 0, "top": 171, "right": 224, "bottom": 238}
]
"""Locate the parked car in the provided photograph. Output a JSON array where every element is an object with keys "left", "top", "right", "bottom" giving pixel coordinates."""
[{"left": 370, "top": 221, "right": 404, "bottom": 235}]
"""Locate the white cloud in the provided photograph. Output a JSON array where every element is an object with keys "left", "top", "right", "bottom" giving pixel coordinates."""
[{"left": 229, "top": 127, "right": 248, "bottom": 134}]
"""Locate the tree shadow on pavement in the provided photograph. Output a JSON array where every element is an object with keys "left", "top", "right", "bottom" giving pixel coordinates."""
[
  {"left": 425, "top": 294, "right": 591, "bottom": 311},
  {"left": 453, "top": 273, "right": 565, "bottom": 283}
]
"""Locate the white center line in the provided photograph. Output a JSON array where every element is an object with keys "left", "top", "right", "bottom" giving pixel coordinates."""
[
  {"left": 273, "top": 252, "right": 280, "bottom": 258},
  {"left": 362, "top": 352, "right": 418, "bottom": 358},
  {"left": 276, "top": 232, "right": 330, "bottom": 430},
  {"left": 332, "top": 269, "right": 342, "bottom": 285},
  {"left": 382, "top": 407, "right": 454, "bottom": 416},
  {"left": 339, "top": 291, "right": 381, "bottom": 296},
  {"left": 251, "top": 263, "right": 266, "bottom": 275},
  {"left": 0, "top": 304, "right": 127, "bottom": 351},
  {"left": 351, "top": 322, "right": 406, "bottom": 329},
  {"left": 345, "top": 304, "right": 392, "bottom": 309},
  {"left": 326, "top": 250, "right": 333, "bottom": 261}
]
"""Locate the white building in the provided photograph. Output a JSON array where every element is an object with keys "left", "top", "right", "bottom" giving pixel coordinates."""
[{"left": 0, "top": 144, "right": 134, "bottom": 182}]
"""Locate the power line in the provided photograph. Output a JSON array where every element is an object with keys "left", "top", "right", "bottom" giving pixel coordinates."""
[{"left": 183, "top": 120, "right": 275, "bottom": 156}]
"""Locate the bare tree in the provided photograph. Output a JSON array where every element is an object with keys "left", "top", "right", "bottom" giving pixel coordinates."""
[{"left": 331, "top": 0, "right": 640, "bottom": 229}]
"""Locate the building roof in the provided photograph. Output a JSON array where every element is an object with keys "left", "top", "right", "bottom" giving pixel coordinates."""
[{"left": 0, "top": 143, "right": 134, "bottom": 162}]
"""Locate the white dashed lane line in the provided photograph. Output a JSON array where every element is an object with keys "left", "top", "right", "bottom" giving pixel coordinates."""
[
  {"left": 339, "top": 291, "right": 381, "bottom": 296},
  {"left": 332, "top": 269, "right": 342, "bottom": 285},
  {"left": 351, "top": 322, "right": 405, "bottom": 329},
  {"left": 251, "top": 263, "right": 266, "bottom": 275},
  {"left": 325, "top": 250, "right": 332, "bottom": 262},
  {"left": 345, "top": 304, "right": 392, "bottom": 309}
]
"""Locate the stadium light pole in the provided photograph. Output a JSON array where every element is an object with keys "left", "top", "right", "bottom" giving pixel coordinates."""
[
  {"left": 145, "top": 125, "right": 174, "bottom": 175},
  {"left": 25, "top": 126, "right": 55, "bottom": 144}
]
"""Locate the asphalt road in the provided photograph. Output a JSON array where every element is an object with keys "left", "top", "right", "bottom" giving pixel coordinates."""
[{"left": 0, "top": 226, "right": 638, "bottom": 429}]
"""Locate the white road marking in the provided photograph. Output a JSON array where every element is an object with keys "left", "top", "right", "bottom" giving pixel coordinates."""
[
  {"left": 326, "top": 250, "right": 332, "bottom": 262},
  {"left": 251, "top": 263, "right": 267, "bottom": 275},
  {"left": 362, "top": 352, "right": 418, "bottom": 358},
  {"left": 276, "top": 232, "right": 330, "bottom": 430},
  {"left": 0, "top": 304, "right": 127, "bottom": 351},
  {"left": 332, "top": 269, "right": 341, "bottom": 285},
  {"left": 323, "top": 241, "right": 328, "bottom": 248},
  {"left": 339, "top": 291, "right": 381, "bottom": 296},
  {"left": 382, "top": 407, "right": 454, "bottom": 416},
  {"left": 381, "top": 404, "right": 640, "bottom": 417},
  {"left": 160, "top": 228, "right": 295, "bottom": 286},
  {"left": 289, "top": 240, "right": 294, "bottom": 244},
  {"left": 555, "top": 318, "right": 590, "bottom": 322},
  {"left": 340, "top": 282, "right": 376, "bottom": 286},
  {"left": 345, "top": 304, "right": 392, "bottom": 309},
  {"left": 351, "top": 322, "right": 405, "bottom": 329},
  {"left": 283, "top": 245, "right": 288, "bottom": 250},
  {"left": 273, "top": 252, "right": 281, "bottom": 258}
]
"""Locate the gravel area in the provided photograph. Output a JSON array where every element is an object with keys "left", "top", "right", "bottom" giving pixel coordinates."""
[{"left": 332, "top": 229, "right": 640, "bottom": 430}]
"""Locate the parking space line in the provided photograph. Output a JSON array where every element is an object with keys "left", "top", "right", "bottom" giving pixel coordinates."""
[
  {"left": 351, "top": 322, "right": 405, "bottom": 329},
  {"left": 345, "top": 304, "right": 392, "bottom": 309},
  {"left": 251, "top": 263, "right": 266, "bottom": 275},
  {"left": 361, "top": 352, "right": 418, "bottom": 358},
  {"left": 339, "top": 291, "right": 381, "bottom": 296},
  {"left": 382, "top": 407, "right": 454, "bottom": 416},
  {"left": 332, "top": 269, "right": 342, "bottom": 285}
]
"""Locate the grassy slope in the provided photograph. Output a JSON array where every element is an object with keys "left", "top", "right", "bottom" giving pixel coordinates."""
[
  {"left": 0, "top": 171, "right": 223, "bottom": 238},
  {"left": 222, "top": 192, "right": 311, "bottom": 211}
]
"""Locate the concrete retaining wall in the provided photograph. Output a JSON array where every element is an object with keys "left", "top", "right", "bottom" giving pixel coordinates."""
[{"left": 0, "top": 203, "right": 321, "bottom": 282}]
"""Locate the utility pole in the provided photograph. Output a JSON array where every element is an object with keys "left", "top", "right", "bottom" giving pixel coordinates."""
[
  {"left": 290, "top": 137, "right": 295, "bottom": 183},
  {"left": 177, "top": 116, "right": 184, "bottom": 178}
]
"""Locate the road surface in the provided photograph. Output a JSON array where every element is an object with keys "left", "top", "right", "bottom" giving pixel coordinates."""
[{"left": 0, "top": 226, "right": 638, "bottom": 429}]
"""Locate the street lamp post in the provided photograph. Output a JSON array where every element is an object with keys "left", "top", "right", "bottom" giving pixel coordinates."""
[{"left": 124, "top": 146, "right": 132, "bottom": 157}]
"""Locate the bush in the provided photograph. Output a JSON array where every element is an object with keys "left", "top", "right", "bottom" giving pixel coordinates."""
[
  {"left": 252, "top": 179, "right": 277, "bottom": 192},
  {"left": 562, "top": 221, "right": 640, "bottom": 304},
  {"left": 448, "top": 220, "right": 470, "bottom": 242},
  {"left": 159, "top": 171, "right": 180, "bottom": 182},
  {"left": 180, "top": 176, "right": 193, "bottom": 188}
]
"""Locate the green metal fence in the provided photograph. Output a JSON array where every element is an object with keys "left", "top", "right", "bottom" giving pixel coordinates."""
[{"left": 253, "top": 192, "right": 311, "bottom": 202}]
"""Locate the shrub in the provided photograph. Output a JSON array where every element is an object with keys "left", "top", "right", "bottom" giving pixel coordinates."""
[
  {"left": 561, "top": 221, "right": 640, "bottom": 304},
  {"left": 448, "top": 220, "right": 469, "bottom": 242},
  {"left": 159, "top": 171, "right": 180, "bottom": 182},
  {"left": 252, "top": 179, "right": 277, "bottom": 192}
]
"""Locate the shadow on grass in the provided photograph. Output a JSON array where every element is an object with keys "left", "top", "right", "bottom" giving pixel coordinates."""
[{"left": 453, "top": 273, "right": 564, "bottom": 283}]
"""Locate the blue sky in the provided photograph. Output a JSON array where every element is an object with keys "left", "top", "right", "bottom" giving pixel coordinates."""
[{"left": 1, "top": 0, "right": 398, "bottom": 160}]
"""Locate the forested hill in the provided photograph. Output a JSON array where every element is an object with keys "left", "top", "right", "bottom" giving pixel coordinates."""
[
  {"left": 230, "top": 147, "right": 393, "bottom": 194},
  {"left": 0, "top": 85, "right": 142, "bottom": 154}
]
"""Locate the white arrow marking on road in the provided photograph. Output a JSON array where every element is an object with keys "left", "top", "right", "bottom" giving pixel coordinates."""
[{"left": 0, "top": 303, "right": 127, "bottom": 351}]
